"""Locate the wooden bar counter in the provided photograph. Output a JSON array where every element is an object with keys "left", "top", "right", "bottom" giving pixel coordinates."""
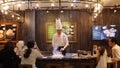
[{"left": 36, "top": 55, "right": 97, "bottom": 68}]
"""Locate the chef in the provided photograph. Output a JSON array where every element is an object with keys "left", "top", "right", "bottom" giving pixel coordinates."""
[{"left": 52, "top": 18, "right": 69, "bottom": 56}]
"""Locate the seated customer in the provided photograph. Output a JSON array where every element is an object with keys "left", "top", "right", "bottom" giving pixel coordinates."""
[
  {"left": 92, "top": 44, "right": 99, "bottom": 56},
  {"left": 0, "top": 41, "right": 20, "bottom": 68},
  {"left": 96, "top": 40, "right": 108, "bottom": 68},
  {"left": 108, "top": 37, "right": 120, "bottom": 62},
  {"left": 21, "top": 41, "right": 43, "bottom": 68}
]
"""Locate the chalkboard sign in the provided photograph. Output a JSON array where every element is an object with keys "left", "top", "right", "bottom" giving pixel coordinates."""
[
  {"left": 46, "top": 22, "right": 76, "bottom": 43},
  {"left": 47, "top": 23, "right": 56, "bottom": 41}
]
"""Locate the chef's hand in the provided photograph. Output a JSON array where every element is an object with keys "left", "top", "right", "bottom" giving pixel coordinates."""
[{"left": 60, "top": 48, "right": 65, "bottom": 51}]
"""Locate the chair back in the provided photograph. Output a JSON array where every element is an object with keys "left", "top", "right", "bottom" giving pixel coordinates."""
[
  {"left": 117, "top": 61, "right": 120, "bottom": 68},
  {"left": 19, "top": 64, "right": 32, "bottom": 68},
  {"left": 107, "top": 62, "right": 116, "bottom": 68}
]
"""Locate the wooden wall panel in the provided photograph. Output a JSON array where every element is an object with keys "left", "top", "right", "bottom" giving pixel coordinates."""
[
  {"left": 0, "top": 9, "right": 120, "bottom": 52},
  {"left": 35, "top": 9, "right": 120, "bottom": 52},
  {"left": 35, "top": 10, "right": 93, "bottom": 52},
  {"left": 22, "top": 10, "right": 35, "bottom": 43}
]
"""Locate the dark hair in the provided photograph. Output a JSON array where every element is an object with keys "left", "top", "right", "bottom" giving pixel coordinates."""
[
  {"left": 99, "top": 46, "right": 105, "bottom": 56},
  {"left": 24, "top": 41, "right": 35, "bottom": 58},
  {"left": 101, "top": 39, "right": 108, "bottom": 47},
  {"left": 109, "top": 37, "right": 117, "bottom": 44},
  {"left": 4, "top": 41, "right": 15, "bottom": 49},
  {"left": 99, "top": 39, "right": 108, "bottom": 56}
]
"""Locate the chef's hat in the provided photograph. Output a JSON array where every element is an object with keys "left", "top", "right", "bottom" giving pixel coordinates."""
[{"left": 56, "top": 18, "right": 62, "bottom": 30}]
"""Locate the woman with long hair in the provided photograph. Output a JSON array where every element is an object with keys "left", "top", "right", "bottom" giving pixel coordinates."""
[
  {"left": 96, "top": 40, "right": 109, "bottom": 68},
  {"left": 21, "top": 41, "right": 43, "bottom": 68}
]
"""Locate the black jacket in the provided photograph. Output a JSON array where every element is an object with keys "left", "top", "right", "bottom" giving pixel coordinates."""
[{"left": 0, "top": 48, "right": 21, "bottom": 68}]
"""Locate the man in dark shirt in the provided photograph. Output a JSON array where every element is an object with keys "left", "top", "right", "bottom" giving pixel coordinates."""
[{"left": 0, "top": 42, "right": 20, "bottom": 68}]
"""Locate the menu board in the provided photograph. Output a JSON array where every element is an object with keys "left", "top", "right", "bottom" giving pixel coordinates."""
[
  {"left": 46, "top": 22, "right": 76, "bottom": 43},
  {"left": 0, "top": 23, "right": 18, "bottom": 42}
]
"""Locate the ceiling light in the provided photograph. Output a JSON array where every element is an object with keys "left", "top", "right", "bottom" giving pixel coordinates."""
[
  {"left": 12, "top": 15, "right": 15, "bottom": 18},
  {"left": 114, "top": 10, "right": 117, "bottom": 13},
  {"left": 94, "top": 15, "right": 97, "bottom": 18},
  {"left": 85, "top": 4, "right": 89, "bottom": 8},
  {"left": 51, "top": 3, "right": 55, "bottom": 7},
  {"left": 17, "top": 17, "right": 20, "bottom": 20},
  {"left": 3, "top": 5, "right": 9, "bottom": 10},
  {"left": 21, "top": 1, "right": 26, "bottom": 4},
  {"left": 95, "top": 13, "right": 98, "bottom": 16},
  {"left": 94, "top": 3, "right": 103, "bottom": 13},
  {"left": 17, "top": 4, "right": 21, "bottom": 8},
  {"left": 60, "top": 10, "right": 64, "bottom": 13},
  {"left": 4, "top": 0, "right": 7, "bottom": 2},
  {"left": 1, "top": 24, "right": 5, "bottom": 26},
  {"left": 71, "top": 3, "right": 74, "bottom": 7},
  {"left": 110, "top": 7, "right": 113, "bottom": 9},
  {"left": 46, "top": 10, "right": 49, "bottom": 13},
  {"left": 5, "top": 11, "right": 8, "bottom": 15},
  {"left": 1, "top": 10, "right": 4, "bottom": 13},
  {"left": 36, "top": 4, "right": 39, "bottom": 7},
  {"left": 73, "top": 0, "right": 77, "bottom": 2}
]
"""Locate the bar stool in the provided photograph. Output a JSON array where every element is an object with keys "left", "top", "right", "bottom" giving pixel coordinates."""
[
  {"left": 46, "top": 63, "right": 62, "bottom": 68},
  {"left": 107, "top": 62, "right": 116, "bottom": 68},
  {"left": 19, "top": 64, "right": 32, "bottom": 68}
]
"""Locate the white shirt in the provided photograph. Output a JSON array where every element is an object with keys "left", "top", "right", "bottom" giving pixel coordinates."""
[
  {"left": 21, "top": 49, "right": 42, "bottom": 68},
  {"left": 52, "top": 32, "right": 69, "bottom": 47},
  {"left": 96, "top": 50, "right": 108, "bottom": 68},
  {"left": 112, "top": 44, "right": 120, "bottom": 61}
]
